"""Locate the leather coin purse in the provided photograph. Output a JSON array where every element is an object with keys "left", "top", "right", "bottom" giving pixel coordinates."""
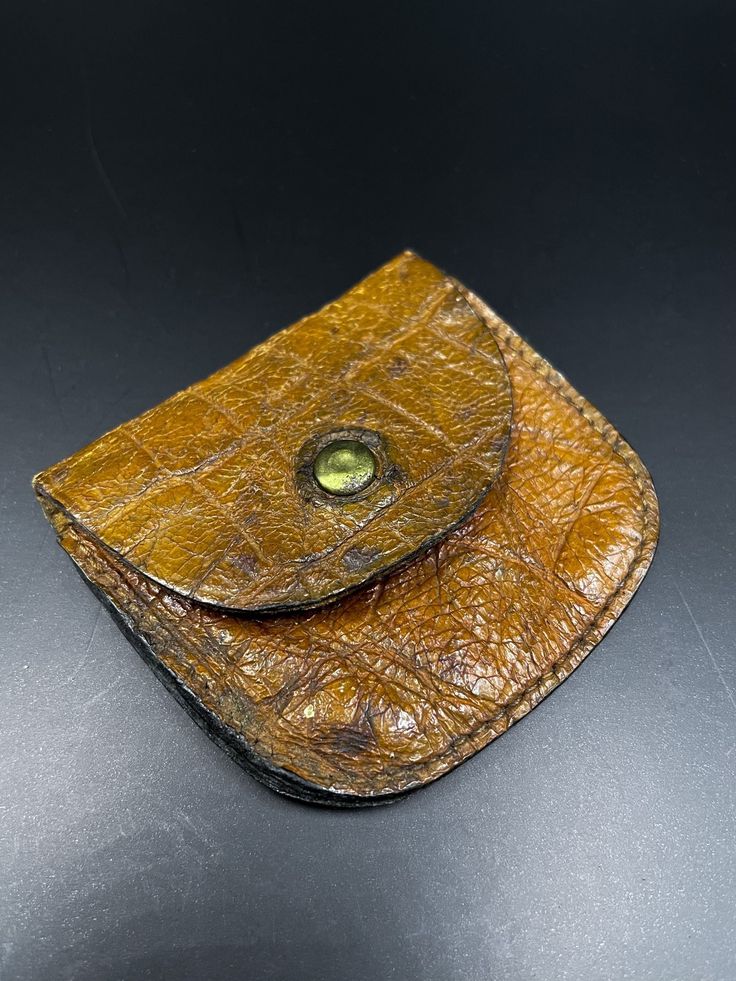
[{"left": 33, "top": 253, "right": 659, "bottom": 805}]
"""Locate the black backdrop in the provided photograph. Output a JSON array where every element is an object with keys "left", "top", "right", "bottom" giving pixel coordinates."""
[{"left": 2, "top": 3, "right": 735, "bottom": 980}]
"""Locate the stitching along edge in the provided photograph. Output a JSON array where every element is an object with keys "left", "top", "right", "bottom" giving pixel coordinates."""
[{"left": 384, "top": 289, "right": 662, "bottom": 794}]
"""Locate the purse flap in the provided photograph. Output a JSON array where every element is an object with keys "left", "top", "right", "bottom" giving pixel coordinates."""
[{"left": 33, "top": 252, "right": 513, "bottom": 613}]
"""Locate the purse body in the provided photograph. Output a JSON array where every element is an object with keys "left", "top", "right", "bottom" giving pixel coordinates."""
[{"left": 34, "top": 253, "right": 658, "bottom": 805}]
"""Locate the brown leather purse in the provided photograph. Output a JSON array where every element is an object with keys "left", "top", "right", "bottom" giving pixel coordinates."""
[{"left": 33, "top": 253, "right": 659, "bottom": 805}]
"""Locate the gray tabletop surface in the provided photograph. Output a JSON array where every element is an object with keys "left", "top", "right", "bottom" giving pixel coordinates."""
[{"left": 1, "top": 2, "right": 735, "bottom": 979}]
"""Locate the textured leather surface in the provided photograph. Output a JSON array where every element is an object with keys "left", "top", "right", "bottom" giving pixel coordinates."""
[
  {"left": 33, "top": 254, "right": 659, "bottom": 805},
  {"left": 34, "top": 254, "right": 512, "bottom": 613}
]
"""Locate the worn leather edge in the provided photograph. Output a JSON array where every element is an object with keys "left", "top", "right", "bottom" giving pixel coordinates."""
[
  {"left": 71, "top": 563, "right": 410, "bottom": 807},
  {"left": 400, "top": 287, "right": 661, "bottom": 780},
  {"left": 49, "top": 292, "right": 659, "bottom": 806}
]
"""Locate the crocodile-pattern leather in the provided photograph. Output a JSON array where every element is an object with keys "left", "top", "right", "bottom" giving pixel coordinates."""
[
  {"left": 33, "top": 254, "right": 659, "bottom": 805},
  {"left": 34, "top": 255, "right": 512, "bottom": 613}
]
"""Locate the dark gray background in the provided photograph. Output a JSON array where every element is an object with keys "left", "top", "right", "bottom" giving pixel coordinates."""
[{"left": 1, "top": 2, "right": 735, "bottom": 979}]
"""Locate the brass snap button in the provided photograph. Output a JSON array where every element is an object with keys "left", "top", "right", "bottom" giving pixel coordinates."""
[{"left": 312, "top": 438, "right": 377, "bottom": 496}]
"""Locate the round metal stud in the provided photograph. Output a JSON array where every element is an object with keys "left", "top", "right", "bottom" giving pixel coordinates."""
[{"left": 312, "top": 438, "right": 377, "bottom": 496}]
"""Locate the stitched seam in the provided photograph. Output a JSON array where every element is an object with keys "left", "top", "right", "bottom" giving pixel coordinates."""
[{"left": 393, "top": 297, "right": 658, "bottom": 783}]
